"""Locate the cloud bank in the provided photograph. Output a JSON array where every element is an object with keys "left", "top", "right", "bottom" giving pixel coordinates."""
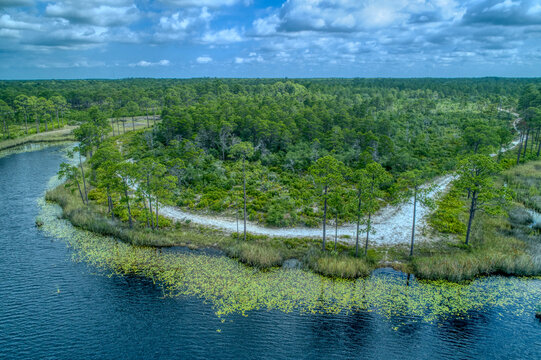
[{"left": 0, "top": 0, "right": 540, "bottom": 78}]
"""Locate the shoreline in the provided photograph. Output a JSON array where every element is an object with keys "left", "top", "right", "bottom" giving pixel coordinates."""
[
  {"left": 45, "top": 174, "right": 541, "bottom": 282},
  {"left": 0, "top": 126, "right": 76, "bottom": 152}
]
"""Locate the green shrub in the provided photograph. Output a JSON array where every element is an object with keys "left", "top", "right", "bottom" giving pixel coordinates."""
[
  {"left": 265, "top": 197, "right": 298, "bottom": 227},
  {"left": 430, "top": 189, "right": 466, "bottom": 234}
]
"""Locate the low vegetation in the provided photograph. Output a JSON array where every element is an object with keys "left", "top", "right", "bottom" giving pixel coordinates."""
[
  {"left": 225, "top": 242, "right": 284, "bottom": 268},
  {"left": 46, "top": 184, "right": 226, "bottom": 247},
  {"left": 0, "top": 126, "right": 75, "bottom": 151},
  {"left": 414, "top": 158, "right": 541, "bottom": 281},
  {"left": 7, "top": 78, "right": 534, "bottom": 282},
  {"left": 306, "top": 251, "right": 374, "bottom": 279}
]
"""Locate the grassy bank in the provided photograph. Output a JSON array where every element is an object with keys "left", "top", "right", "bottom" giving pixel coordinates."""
[
  {"left": 413, "top": 159, "right": 541, "bottom": 282},
  {"left": 0, "top": 126, "right": 76, "bottom": 151},
  {"left": 46, "top": 185, "right": 227, "bottom": 248},
  {"left": 46, "top": 182, "right": 381, "bottom": 278},
  {"left": 46, "top": 159, "right": 541, "bottom": 282},
  {"left": 412, "top": 214, "right": 540, "bottom": 282}
]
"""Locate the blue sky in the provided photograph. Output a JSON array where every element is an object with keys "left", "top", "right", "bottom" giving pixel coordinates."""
[{"left": 1, "top": 0, "right": 540, "bottom": 79}]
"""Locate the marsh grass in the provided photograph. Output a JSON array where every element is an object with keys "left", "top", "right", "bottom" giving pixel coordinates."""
[
  {"left": 0, "top": 126, "right": 76, "bottom": 151},
  {"left": 306, "top": 251, "right": 375, "bottom": 279},
  {"left": 226, "top": 242, "right": 284, "bottom": 268},
  {"left": 46, "top": 185, "right": 227, "bottom": 247},
  {"left": 504, "top": 161, "right": 541, "bottom": 212},
  {"left": 413, "top": 205, "right": 541, "bottom": 282}
]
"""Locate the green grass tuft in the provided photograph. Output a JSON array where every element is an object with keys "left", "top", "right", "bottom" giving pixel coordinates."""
[
  {"left": 226, "top": 242, "right": 284, "bottom": 268},
  {"left": 306, "top": 251, "right": 374, "bottom": 279}
]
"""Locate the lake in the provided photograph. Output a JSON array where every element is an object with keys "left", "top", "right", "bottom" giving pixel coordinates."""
[{"left": 0, "top": 145, "right": 540, "bottom": 359}]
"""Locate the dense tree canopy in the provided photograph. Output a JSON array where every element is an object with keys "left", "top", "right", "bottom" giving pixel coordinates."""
[{"left": 4, "top": 78, "right": 541, "bottom": 230}]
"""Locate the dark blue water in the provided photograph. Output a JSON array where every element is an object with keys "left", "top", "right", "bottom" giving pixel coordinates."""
[{"left": 0, "top": 145, "right": 540, "bottom": 359}]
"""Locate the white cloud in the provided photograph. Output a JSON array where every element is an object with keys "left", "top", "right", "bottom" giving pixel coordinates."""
[
  {"left": 360, "top": 3, "right": 405, "bottom": 28},
  {"left": 35, "top": 59, "right": 106, "bottom": 68},
  {"left": 129, "top": 59, "right": 170, "bottom": 67},
  {"left": 234, "top": 52, "right": 263, "bottom": 64},
  {"left": 252, "top": 14, "right": 279, "bottom": 36},
  {"left": 527, "top": 4, "right": 541, "bottom": 15},
  {"left": 252, "top": 0, "right": 464, "bottom": 35},
  {"left": 196, "top": 56, "right": 213, "bottom": 63},
  {"left": 159, "top": 0, "right": 244, "bottom": 7},
  {"left": 0, "top": 28, "right": 21, "bottom": 38},
  {"left": 45, "top": 1, "right": 140, "bottom": 27},
  {"left": 201, "top": 28, "right": 242, "bottom": 44},
  {"left": 155, "top": 7, "right": 211, "bottom": 41},
  {"left": 0, "top": 14, "right": 40, "bottom": 30},
  {"left": 487, "top": 0, "right": 520, "bottom": 12}
]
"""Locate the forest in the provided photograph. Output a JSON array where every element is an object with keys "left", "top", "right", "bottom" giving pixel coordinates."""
[{"left": 2, "top": 78, "right": 541, "bottom": 279}]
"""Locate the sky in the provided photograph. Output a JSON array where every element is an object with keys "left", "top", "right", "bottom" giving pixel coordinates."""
[{"left": 1, "top": 0, "right": 541, "bottom": 79}]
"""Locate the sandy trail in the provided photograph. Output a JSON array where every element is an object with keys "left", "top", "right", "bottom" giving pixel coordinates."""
[{"left": 160, "top": 110, "right": 522, "bottom": 245}]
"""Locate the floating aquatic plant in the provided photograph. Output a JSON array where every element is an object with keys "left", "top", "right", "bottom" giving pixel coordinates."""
[{"left": 39, "top": 197, "right": 541, "bottom": 324}]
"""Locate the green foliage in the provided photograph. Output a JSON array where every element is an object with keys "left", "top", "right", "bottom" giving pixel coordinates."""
[
  {"left": 430, "top": 189, "right": 466, "bottom": 234},
  {"left": 4, "top": 78, "right": 533, "bottom": 228},
  {"left": 265, "top": 196, "right": 298, "bottom": 227}
]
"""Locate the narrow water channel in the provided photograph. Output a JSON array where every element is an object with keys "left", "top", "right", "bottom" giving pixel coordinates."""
[{"left": 0, "top": 145, "right": 540, "bottom": 359}]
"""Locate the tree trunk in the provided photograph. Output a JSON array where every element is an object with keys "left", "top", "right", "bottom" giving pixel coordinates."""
[
  {"left": 132, "top": 116, "right": 135, "bottom": 131},
  {"left": 2, "top": 116, "right": 6, "bottom": 139},
  {"left": 155, "top": 198, "right": 159, "bottom": 230},
  {"left": 243, "top": 157, "right": 247, "bottom": 241},
  {"left": 409, "top": 187, "right": 417, "bottom": 257},
  {"left": 56, "top": 109, "right": 60, "bottom": 128},
  {"left": 235, "top": 198, "right": 239, "bottom": 235},
  {"left": 516, "top": 133, "right": 524, "bottom": 165},
  {"left": 36, "top": 114, "right": 40, "bottom": 134},
  {"left": 365, "top": 180, "right": 375, "bottom": 256},
  {"left": 142, "top": 197, "right": 150, "bottom": 228},
  {"left": 146, "top": 108, "right": 150, "bottom": 128},
  {"left": 79, "top": 152, "right": 88, "bottom": 204},
  {"left": 334, "top": 211, "right": 338, "bottom": 251},
  {"left": 322, "top": 184, "right": 328, "bottom": 251},
  {"left": 122, "top": 119, "right": 126, "bottom": 134},
  {"left": 75, "top": 179, "right": 85, "bottom": 204},
  {"left": 465, "top": 191, "right": 477, "bottom": 245},
  {"left": 108, "top": 193, "right": 114, "bottom": 221},
  {"left": 124, "top": 184, "right": 133, "bottom": 229},
  {"left": 364, "top": 212, "right": 371, "bottom": 256},
  {"left": 106, "top": 187, "right": 112, "bottom": 214},
  {"left": 111, "top": 119, "right": 115, "bottom": 136},
  {"left": 147, "top": 175, "right": 154, "bottom": 230},
  {"left": 537, "top": 135, "right": 541, "bottom": 157},
  {"left": 23, "top": 109, "right": 28, "bottom": 135},
  {"left": 355, "top": 188, "right": 362, "bottom": 257},
  {"left": 149, "top": 195, "right": 154, "bottom": 229},
  {"left": 523, "top": 128, "right": 530, "bottom": 157},
  {"left": 531, "top": 129, "right": 536, "bottom": 153}
]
